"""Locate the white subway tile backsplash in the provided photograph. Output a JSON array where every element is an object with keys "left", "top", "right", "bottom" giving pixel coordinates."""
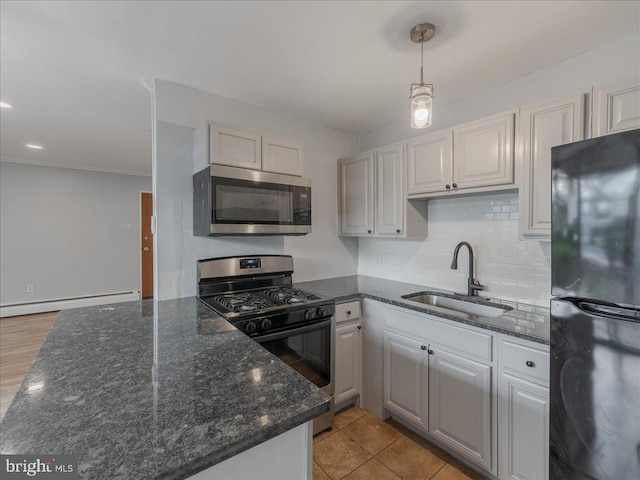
[{"left": 358, "top": 192, "right": 551, "bottom": 305}]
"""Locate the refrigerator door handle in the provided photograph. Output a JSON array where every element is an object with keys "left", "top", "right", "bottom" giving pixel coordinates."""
[{"left": 578, "top": 301, "right": 640, "bottom": 321}]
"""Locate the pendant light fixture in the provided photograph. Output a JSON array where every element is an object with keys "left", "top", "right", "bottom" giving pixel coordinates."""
[{"left": 410, "top": 23, "right": 435, "bottom": 129}]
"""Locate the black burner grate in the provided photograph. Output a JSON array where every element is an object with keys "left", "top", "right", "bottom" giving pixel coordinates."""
[{"left": 212, "top": 293, "right": 278, "bottom": 313}]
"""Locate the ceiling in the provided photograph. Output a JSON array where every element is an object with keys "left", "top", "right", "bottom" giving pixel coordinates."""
[{"left": 1, "top": 1, "right": 639, "bottom": 176}]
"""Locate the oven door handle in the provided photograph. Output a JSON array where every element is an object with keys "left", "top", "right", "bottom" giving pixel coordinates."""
[{"left": 255, "top": 318, "right": 332, "bottom": 343}]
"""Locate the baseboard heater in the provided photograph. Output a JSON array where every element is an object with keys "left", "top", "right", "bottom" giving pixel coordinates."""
[{"left": 0, "top": 291, "right": 140, "bottom": 318}]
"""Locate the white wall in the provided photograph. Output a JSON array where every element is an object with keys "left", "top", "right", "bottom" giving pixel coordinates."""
[
  {"left": 357, "top": 32, "right": 640, "bottom": 307},
  {"left": 153, "top": 80, "right": 358, "bottom": 300},
  {"left": 0, "top": 161, "right": 151, "bottom": 305},
  {"left": 360, "top": 33, "right": 640, "bottom": 151}
]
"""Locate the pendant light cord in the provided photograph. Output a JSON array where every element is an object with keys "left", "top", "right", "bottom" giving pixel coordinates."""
[{"left": 420, "top": 32, "right": 424, "bottom": 85}]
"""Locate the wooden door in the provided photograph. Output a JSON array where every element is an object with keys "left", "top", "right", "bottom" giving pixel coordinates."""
[{"left": 141, "top": 192, "right": 153, "bottom": 299}]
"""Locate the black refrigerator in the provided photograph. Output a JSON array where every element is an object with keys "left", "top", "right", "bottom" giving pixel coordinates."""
[{"left": 550, "top": 128, "right": 640, "bottom": 479}]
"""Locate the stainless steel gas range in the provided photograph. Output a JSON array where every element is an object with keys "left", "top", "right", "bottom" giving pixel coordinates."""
[{"left": 197, "top": 255, "right": 335, "bottom": 434}]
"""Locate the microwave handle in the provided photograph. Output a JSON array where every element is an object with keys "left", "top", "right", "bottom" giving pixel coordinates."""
[{"left": 254, "top": 318, "right": 332, "bottom": 343}]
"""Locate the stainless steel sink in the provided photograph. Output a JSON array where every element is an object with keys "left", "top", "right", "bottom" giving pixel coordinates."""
[{"left": 401, "top": 291, "right": 513, "bottom": 317}]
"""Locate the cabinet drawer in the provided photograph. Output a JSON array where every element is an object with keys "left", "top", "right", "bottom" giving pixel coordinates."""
[
  {"left": 500, "top": 338, "right": 549, "bottom": 383},
  {"left": 384, "top": 306, "right": 493, "bottom": 361},
  {"left": 336, "top": 301, "right": 361, "bottom": 323}
]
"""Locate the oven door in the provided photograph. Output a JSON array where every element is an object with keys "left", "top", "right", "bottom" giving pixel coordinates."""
[{"left": 255, "top": 318, "right": 334, "bottom": 394}]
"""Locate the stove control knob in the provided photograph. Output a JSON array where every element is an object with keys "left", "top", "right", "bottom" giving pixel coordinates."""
[
  {"left": 245, "top": 321, "right": 257, "bottom": 334},
  {"left": 304, "top": 309, "right": 315, "bottom": 320},
  {"left": 261, "top": 319, "right": 272, "bottom": 330},
  {"left": 316, "top": 307, "right": 327, "bottom": 318}
]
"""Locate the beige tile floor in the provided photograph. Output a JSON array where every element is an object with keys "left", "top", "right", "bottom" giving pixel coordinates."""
[{"left": 313, "top": 405, "right": 488, "bottom": 480}]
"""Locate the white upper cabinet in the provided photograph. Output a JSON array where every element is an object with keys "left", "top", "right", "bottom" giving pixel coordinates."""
[
  {"left": 262, "top": 135, "right": 304, "bottom": 176},
  {"left": 453, "top": 111, "right": 515, "bottom": 190},
  {"left": 407, "top": 130, "right": 453, "bottom": 195},
  {"left": 193, "top": 121, "right": 304, "bottom": 176},
  {"left": 210, "top": 122, "right": 262, "bottom": 170},
  {"left": 376, "top": 143, "right": 404, "bottom": 235},
  {"left": 339, "top": 152, "right": 375, "bottom": 236},
  {"left": 407, "top": 111, "right": 515, "bottom": 196},
  {"left": 593, "top": 77, "right": 640, "bottom": 137},
  {"left": 518, "top": 94, "right": 585, "bottom": 238},
  {"left": 339, "top": 145, "right": 427, "bottom": 237}
]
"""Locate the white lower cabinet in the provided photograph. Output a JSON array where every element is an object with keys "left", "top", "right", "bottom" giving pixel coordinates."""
[
  {"left": 361, "top": 299, "right": 385, "bottom": 418},
  {"left": 361, "top": 300, "right": 549, "bottom": 479},
  {"left": 383, "top": 330, "right": 428, "bottom": 430},
  {"left": 429, "top": 348, "right": 493, "bottom": 471},
  {"left": 334, "top": 301, "right": 362, "bottom": 405},
  {"left": 382, "top": 305, "right": 496, "bottom": 474},
  {"left": 498, "top": 336, "right": 550, "bottom": 480}
]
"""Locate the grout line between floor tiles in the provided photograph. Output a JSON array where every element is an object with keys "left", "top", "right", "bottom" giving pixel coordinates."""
[
  {"left": 314, "top": 461, "right": 332, "bottom": 480},
  {"left": 429, "top": 462, "right": 447, "bottom": 479},
  {"left": 318, "top": 407, "right": 486, "bottom": 480}
]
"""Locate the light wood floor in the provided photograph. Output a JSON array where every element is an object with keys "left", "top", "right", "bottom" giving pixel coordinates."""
[{"left": 0, "top": 311, "right": 57, "bottom": 420}]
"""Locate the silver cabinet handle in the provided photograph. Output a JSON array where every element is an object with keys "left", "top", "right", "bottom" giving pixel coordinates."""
[{"left": 143, "top": 246, "right": 150, "bottom": 252}]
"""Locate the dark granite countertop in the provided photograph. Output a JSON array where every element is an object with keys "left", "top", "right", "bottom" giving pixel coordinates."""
[
  {"left": 0, "top": 298, "right": 329, "bottom": 479},
  {"left": 297, "top": 275, "right": 550, "bottom": 344}
]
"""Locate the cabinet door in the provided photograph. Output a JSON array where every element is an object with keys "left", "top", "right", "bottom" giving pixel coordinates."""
[
  {"left": 429, "top": 347, "right": 493, "bottom": 472},
  {"left": 498, "top": 373, "right": 549, "bottom": 480},
  {"left": 519, "top": 95, "right": 584, "bottom": 237},
  {"left": 335, "top": 322, "right": 362, "bottom": 404},
  {"left": 361, "top": 299, "right": 385, "bottom": 418},
  {"left": 339, "top": 153, "right": 375, "bottom": 236},
  {"left": 262, "top": 136, "right": 304, "bottom": 176},
  {"left": 383, "top": 330, "right": 428, "bottom": 431},
  {"left": 593, "top": 77, "right": 640, "bottom": 136},
  {"left": 376, "top": 143, "right": 404, "bottom": 236},
  {"left": 453, "top": 111, "right": 515, "bottom": 190},
  {"left": 209, "top": 122, "right": 262, "bottom": 170},
  {"left": 407, "top": 130, "right": 453, "bottom": 194}
]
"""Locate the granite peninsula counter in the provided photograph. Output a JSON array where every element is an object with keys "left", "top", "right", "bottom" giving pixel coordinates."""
[
  {"left": 0, "top": 298, "right": 329, "bottom": 479},
  {"left": 297, "top": 275, "right": 550, "bottom": 344}
]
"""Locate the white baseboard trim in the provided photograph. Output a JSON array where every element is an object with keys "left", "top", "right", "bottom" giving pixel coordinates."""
[{"left": 0, "top": 291, "right": 141, "bottom": 318}]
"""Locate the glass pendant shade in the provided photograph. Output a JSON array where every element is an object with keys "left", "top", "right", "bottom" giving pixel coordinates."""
[{"left": 410, "top": 84, "right": 433, "bottom": 129}]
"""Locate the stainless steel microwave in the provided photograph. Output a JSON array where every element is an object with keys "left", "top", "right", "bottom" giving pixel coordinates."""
[{"left": 193, "top": 165, "right": 311, "bottom": 236}]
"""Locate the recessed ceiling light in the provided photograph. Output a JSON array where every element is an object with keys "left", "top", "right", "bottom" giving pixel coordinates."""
[
  {"left": 0, "top": 101, "right": 14, "bottom": 109},
  {"left": 26, "top": 144, "right": 44, "bottom": 150}
]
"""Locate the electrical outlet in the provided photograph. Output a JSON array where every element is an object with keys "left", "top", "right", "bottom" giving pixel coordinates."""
[
  {"left": 25, "top": 283, "right": 35, "bottom": 293},
  {"left": 376, "top": 251, "right": 383, "bottom": 264}
]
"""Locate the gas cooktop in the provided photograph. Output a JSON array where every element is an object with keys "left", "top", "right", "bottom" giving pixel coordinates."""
[{"left": 200, "top": 285, "right": 326, "bottom": 320}]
